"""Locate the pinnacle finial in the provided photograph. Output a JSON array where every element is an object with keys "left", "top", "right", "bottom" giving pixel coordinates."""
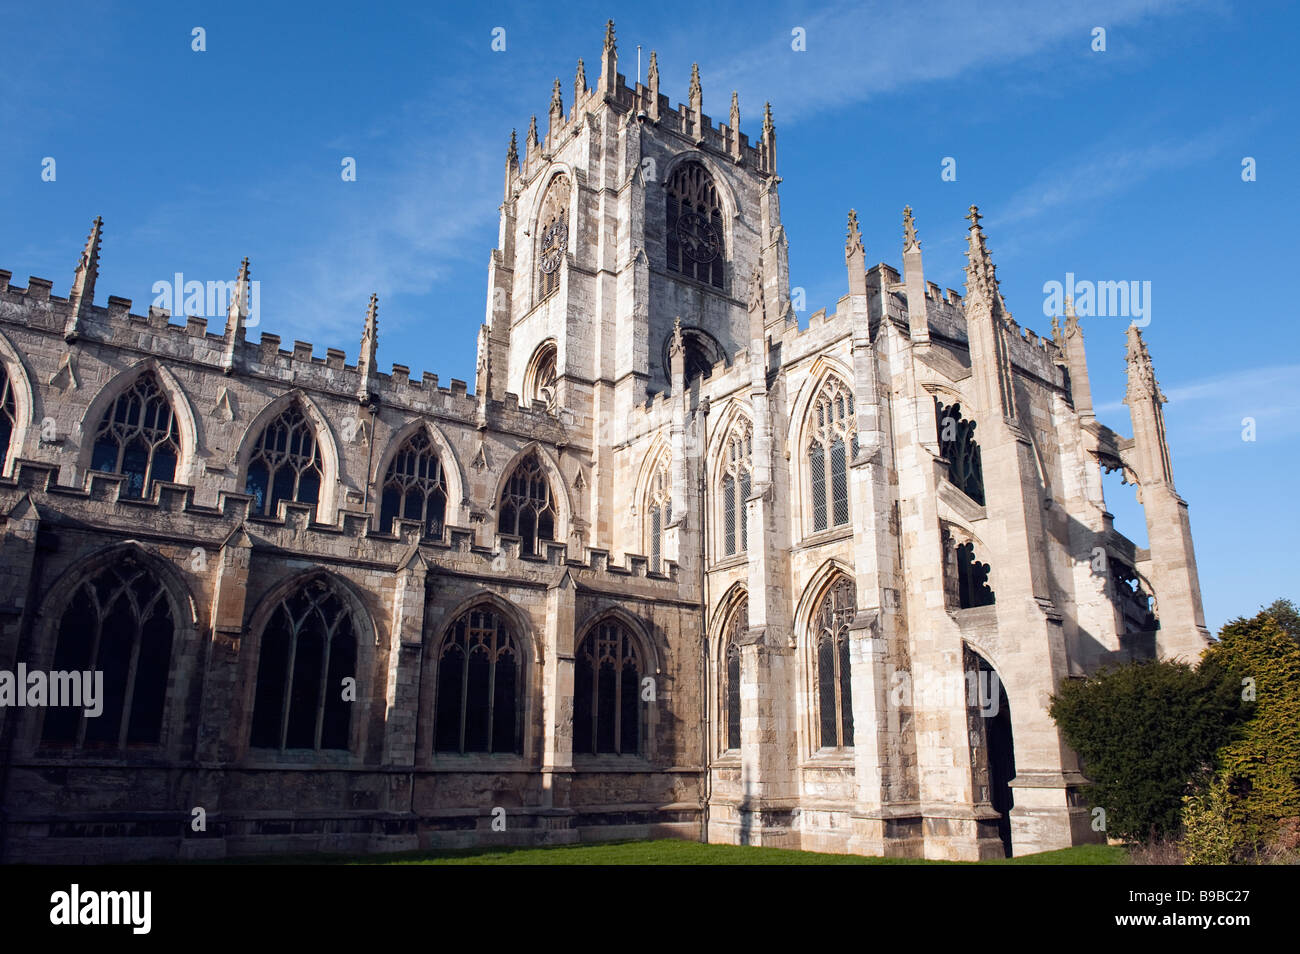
[
  {"left": 365, "top": 292, "right": 378, "bottom": 329},
  {"left": 604, "top": 19, "right": 616, "bottom": 54},
  {"left": 763, "top": 101, "right": 774, "bottom": 133},
  {"left": 648, "top": 50, "right": 658, "bottom": 85},
  {"left": 65, "top": 215, "right": 104, "bottom": 341},
  {"left": 575, "top": 58, "right": 586, "bottom": 98},
  {"left": 526, "top": 114, "right": 538, "bottom": 148},
  {"left": 846, "top": 209, "right": 863, "bottom": 261},
  {"left": 730, "top": 91, "right": 739, "bottom": 125},
  {"left": 966, "top": 205, "right": 983, "bottom": 229},
  {"left": 72, "top": 215, "right": 103, "bottom": 296},
  {"left": 689, "top": 63, "right": 701, "bottom": 97},
  {"left": 903, "top": 205, "right": 920, "bottom": 251},
  {"left": 551, "top": 77, "right": 563, "bottom": 113},
  {"left": 507, "top": 128, "right": 518, "bottom": 164}
]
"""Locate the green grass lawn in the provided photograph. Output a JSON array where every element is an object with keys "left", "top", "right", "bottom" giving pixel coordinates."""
[{"left": 212, "top": 839, "right": 1127, "bottom": 865}]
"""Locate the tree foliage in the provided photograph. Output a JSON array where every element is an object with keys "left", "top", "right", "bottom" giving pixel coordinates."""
[
  {"left": 1198, "top": 610, "right": 1300, "bottom": 849},
  {"left": 1049, "top": 659, "right": 1240, "bottom": 842}
]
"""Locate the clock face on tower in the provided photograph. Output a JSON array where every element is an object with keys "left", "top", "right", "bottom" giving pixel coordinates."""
[
  {"left": 675, "top": 211, "right": 721, "bottom": 263},
  {"left": 539, "top": 220, "right": 568, "bottom": 274}
]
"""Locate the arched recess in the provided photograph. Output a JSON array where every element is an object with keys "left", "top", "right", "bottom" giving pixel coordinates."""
[
  {"left": 0, "top": 328, "right": 35, "bottom": 476},
  {"left": 238, "top": 568, "right": 378, "bottom": 759},
  {"left": 789, "top": 361, "right": 858, "bottom": 539},
  {"left": 571, "top": 607, "right": 661, "bottom": 759},
  {"left": 963, "top": 642, "right": 1017, "bottom": 858},
  {"left": 794, "top": 558, "right": 858, "bottom": 756},
  {"left": 631, "top": 433, "right": 671, "bottom": 562},
  {"left": 236, "top": 389, "right": 342, "bottom": 523},
  {"left": 710, "top": 582, "right": 749, "bottom": 756},
  {"left": 423, "top": 589, "right": 540, "bottom": 763},
  {"left": 24, "top": 540, "right": 201, "bottom": 757},
  {"left": 522, "top": 339, "right": 559, "bottom": 412},
  {"left": 661, "top": 325, "right": 725, "bottom": 384},
  {"left": 74, "top": 359, "right": 200, "bottom": 487},
  {"left": 491, "top": 440, "right": 572, "bottom": 551},
  {"left": 370, "top": 417, "right": 466, "bottom": 532}
]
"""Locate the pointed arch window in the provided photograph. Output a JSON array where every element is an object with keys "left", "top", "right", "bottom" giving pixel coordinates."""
[
  {"left": 245, "top": 403, "right": 324, "bottom": 517},
  {"left": 89, "top": 372, "right": 180, "bottom": 498},
  {"left": 537, "top": 174, "right": 571, "bottom": 300},
  {"left": 666, "top": 161, "right": 725, "bottom": 288},
  {"left": 574, "top": 619, "right": 643, "bottom": 756},
  {"left": 434, "top": 605, "right": 523, "bottom": 755},
  {"left": 646, "top": 455, "right": 672, "bottom": 573},
  {"left": 814, "top": 576, "right": 856, "bottom": 749},
  {"left": 0, "top": 364, "right": 15, "bottom": 466},
  {"left": 935, "top": 399, "right": 985, "bottom": 506},
  {"left": 722, "top": 595, "right": 748, "bottom": 752},
  {"left": 720, "top": 420, "right": 753, "bottom": 557},
  {"left": 250, "top": 578, "right": 357, "bottom": 752},
  {"left": 498, "top": 453, "right": 557, "bottom": 555},
  {"left": 380, "top": 430, "right": 447, "bottom": 538},
  {"left": 808, "top": 377, "right": 857, "bottom": 533},
  {"left": 41, "top": 553, "right": 173, "bottom": 749}
]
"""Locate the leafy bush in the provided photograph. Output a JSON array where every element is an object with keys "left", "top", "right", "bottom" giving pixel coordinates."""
[
  {"left": 1197, "top": 610, "right": 1300, "bottom": 850},
  {"left": 1049, "top": 659, "right": 1240, "bottom": 842}
]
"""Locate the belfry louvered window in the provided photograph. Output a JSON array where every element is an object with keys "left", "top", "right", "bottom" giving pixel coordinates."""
[
  {"left": 666, "top": 161, "right": 725, "bottom": 288},
  {"left": 573, "top": 620, "right": 643, "bottom": 756},
  {"left": 90, "top": 372, "right": 180, "bottom": 498},
  {"left": 434, "top": 605, "right": 522, "bottom": 755},
  {"left": 379, "top": 430, "right": 447, "bottom": 538},
  {"left": 250, "top": 577, "right": 357, "bottom": 751},
  {"left": 41, "top": 553, "right": 173, "bottom": 749},
  {"left": 721, "top": 420, "right": 753, "bottom": 556},
  {"left": 814, "top": 576, "right": 856, "bottom": 749},
  {"left": 245, "top": 404, "right": 323, "bottom": 517},
  {"left": 498, "top": 453, "right": 557, "bottom": 555},
  {"left": 646, "top": 457, "right": 671, "bottom": 573},
  {"left": 723, "top": 596, "right": 748, "bottom": 752},
  {"left": 808, "top": 378, "right": 856, "bottom": 533}
]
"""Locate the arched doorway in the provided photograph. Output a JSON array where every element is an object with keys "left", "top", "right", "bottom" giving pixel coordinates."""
[{"left": 965, "top": 645, "right": 1016, "bottom": 857}]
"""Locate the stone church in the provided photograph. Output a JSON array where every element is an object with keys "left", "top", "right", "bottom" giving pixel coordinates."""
[{"left": 0, "top": 22, "right": 1209, "bottom": 862}]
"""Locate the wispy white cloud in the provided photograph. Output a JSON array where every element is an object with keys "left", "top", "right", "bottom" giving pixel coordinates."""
[
  {"left": 708, "top": 0, "right": 1201, "bottom": 125},
  {"left": 1095, "top": 363, "right": 1300, "bottom": 451}
]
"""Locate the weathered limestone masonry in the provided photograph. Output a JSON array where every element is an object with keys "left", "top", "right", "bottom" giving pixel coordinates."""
[{"left": 0, "top": 22, "right": 1209, "bottom": 862}]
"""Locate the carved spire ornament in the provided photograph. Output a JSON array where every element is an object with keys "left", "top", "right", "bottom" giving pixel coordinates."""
[
  {"left": 845, "top": 208, "right": 864, "bottom": 263},
  {"left": 358, "top": 293, "right": 379, "bottom": 404},
  {"left": 903, "top": 205, "right": 920, "bottom": 252},
  {"left": 221, "top": 257, "right": 251, "bottom": 374},
  {"left": 64, "top": 215, "right": 103, "bottom": 342}
]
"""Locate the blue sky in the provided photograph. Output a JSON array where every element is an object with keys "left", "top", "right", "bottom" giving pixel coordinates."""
[{"left": 1, "top": 0, "right": 1296, "bottom": 633}]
